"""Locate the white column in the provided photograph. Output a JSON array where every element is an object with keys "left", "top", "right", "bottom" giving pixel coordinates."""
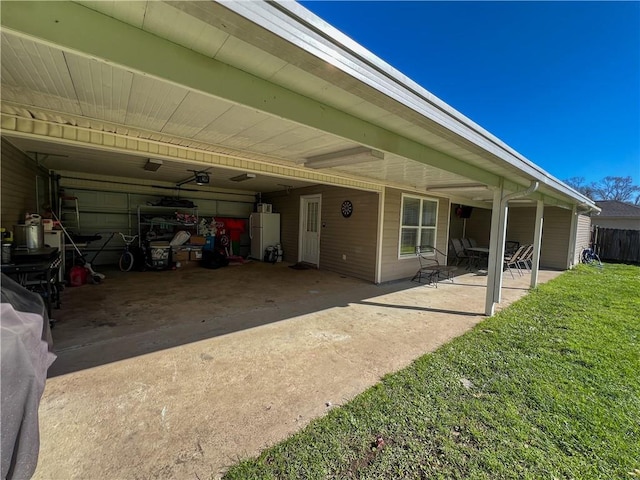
[
  {"left": 375, "top": 188, "right": 386, "bottom": 284},
  {"left": 566, "top": 205, "right": 578, "bottom": 268},
  {"left": 530, "top": 200, "right": 544, "bottom": 288},
  {"left": 485, "top": 181, "right": 507, "bottom": 316}
]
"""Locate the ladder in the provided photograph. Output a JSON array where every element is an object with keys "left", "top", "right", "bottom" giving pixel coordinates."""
[{"left": 58, "top": 195, "right": 80, "bottom": 232}]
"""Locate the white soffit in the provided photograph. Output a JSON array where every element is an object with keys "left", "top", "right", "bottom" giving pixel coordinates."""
[{"left": 1, "top": 1, "right": 593, "bottom": 208}]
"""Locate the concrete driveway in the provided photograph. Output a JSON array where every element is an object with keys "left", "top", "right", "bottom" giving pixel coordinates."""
[{"left": 34, "top": 262, "right": 562, "bottom": 479}]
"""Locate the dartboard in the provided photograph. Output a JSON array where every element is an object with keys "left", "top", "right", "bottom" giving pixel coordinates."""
[{"left": 341, "top": 200, "right": 353, "bottom": 218}]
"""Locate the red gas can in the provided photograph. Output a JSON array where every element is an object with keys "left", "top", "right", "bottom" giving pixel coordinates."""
[{"left": 69, "top": 265, "right": 88, "bottom": 287}]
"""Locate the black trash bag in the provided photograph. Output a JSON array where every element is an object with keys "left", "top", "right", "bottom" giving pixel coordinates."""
[{"left": 201, "top": 249, "right": 229, "bottom": 269}]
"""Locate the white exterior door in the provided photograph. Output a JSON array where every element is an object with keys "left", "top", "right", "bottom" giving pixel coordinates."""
[{"left": 299, "top": 194, "right": 321, "bottom": 265}]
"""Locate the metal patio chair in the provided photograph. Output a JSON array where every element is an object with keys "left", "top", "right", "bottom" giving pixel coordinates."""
[
  {"left": 503, "top": 244, "right": 528, "bottom": 278},
  {"left": 449, "top": 238, "right": 469, "bottom": 266},
  {"left": 516, "top": 244, "right": 534, "bottom": 272},
  {"left": 411, "top": 245, "right": 457, "bottom": 287}
]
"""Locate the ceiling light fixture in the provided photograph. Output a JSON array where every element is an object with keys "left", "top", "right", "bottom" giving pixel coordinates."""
[
  {"left": 230, "top": 173, "right": 256, "bottom": 182},
  {"left": 426, "top": 184, "right": 488, "bottom": 192},
  {"left": 144, "top": 158, "right": 163, "bottom": 171},
  {"left": 304, "top": 146, "right": 384, "bottom": 169}
]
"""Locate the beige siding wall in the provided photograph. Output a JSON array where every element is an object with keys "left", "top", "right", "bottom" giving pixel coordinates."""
[
  {"left": 448, "top": 205, "right": 465, "bottom": 240},
  {"left": 380, "top": 188, "right": 450, "bottom": 282},
  {"left": 505, "top": 207, "right": 536, "bottom": 246},
  {"left": 592, "top": 217, "right": 640, "bottom": 230},
  {"left": 1, "top": 138, "right": 49, "bottom": 232},
  {"left": 463, "top": 208, "right": 492, "bottom": 246},
  {"left": 504, "top": 206, "right": 574, "bottom": 269},
  {"left": 265, "top": 185, "right": 379, "bottom": 282},
  {"left": 539, "top": 207, "right": 572, "bottom": 269},
  {"left": 458, "top": 204, "right": 574, "bottom": 270},
  {"left": 574, "top": 214, "right": 592, "bottom": 264}
]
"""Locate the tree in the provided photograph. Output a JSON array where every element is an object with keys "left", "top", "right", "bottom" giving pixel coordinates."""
[
  {"left": 563, "top": 176, "right": 640, "bottom": 203},
  {"left": 564, "top": 176, "right": 595, "bottom": 198}
]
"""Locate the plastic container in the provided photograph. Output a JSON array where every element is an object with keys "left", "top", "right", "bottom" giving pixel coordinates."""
[
  {"left": 2, "top": 242, "right": 12, "bottom": 264},
  {"left": 69, "top": 265, "right": 88, "bottom": 287},
  {"left": 149, "top": 241, "right": 171, "bottom": 269},
  {"left": 203, "top": 235, "right": 215, "bottom": 251}
]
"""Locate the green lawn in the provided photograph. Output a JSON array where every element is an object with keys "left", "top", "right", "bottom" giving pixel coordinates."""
[{"left": 223, "top": 264, "right": 640, "bottom": 479}]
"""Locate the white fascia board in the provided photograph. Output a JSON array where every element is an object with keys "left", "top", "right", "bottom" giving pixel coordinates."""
[{"left": 220, "top": 0, "right": 598, "bottom": 210}]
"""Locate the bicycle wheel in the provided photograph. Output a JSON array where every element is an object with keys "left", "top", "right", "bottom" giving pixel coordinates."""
[{"left": 119, "top": 250, "right": 135, "bottom": 272}]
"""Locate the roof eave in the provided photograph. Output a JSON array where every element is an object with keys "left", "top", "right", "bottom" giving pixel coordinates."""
[{"left": 220, "top": 0, "right": 599, "bottom": 209}]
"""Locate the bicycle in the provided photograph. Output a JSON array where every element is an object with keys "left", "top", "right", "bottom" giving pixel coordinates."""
[
  {"left": 118, "top": 233, "right": 139, "bottom": 272},
  {"left": 580, "top": 244, "right": 602, "bottom": 267}
]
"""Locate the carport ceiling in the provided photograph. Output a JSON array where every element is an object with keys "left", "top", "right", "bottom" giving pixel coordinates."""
[
  {"left": 0, "top": 4, "right": 494, "bottom": 199},
  {"left": 1, "top": 1, "right": 582, "bottom": 209},
  {"left": 4, "top": 136, "right": 313, "bottom": 194}
]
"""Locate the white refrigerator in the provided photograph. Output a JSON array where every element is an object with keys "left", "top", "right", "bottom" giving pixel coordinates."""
[{"left": 249, "top": 212, "right": 280, "bottom": 260}]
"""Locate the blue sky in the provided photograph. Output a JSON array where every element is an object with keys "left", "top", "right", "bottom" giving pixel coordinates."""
[{"left": 299, "top": 1, "right": 640, "bottom": 186}]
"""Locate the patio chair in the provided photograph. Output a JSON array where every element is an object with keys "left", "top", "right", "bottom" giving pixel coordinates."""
[
  {"left": 449, "top": 238, "right": 469, "bottom": 266},
  {"left": 505, "top": 240, "right": 520, "bottom": 256},
  {"left": 516, "top": 244, "right": 534, "bottom": 272},
  {"left": 503, "top": 244, "right": 528, "bottom": 279},
  {"left": 461, "top": 237, "right": 484, "bottom": 270},
  {"left": 411, "top": 245, "right": 457, "bottom": 287}
]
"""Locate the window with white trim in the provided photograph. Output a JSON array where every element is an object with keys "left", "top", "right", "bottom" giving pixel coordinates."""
[{"left": 399, "top": 195, "right": 438, "bottom": 257}]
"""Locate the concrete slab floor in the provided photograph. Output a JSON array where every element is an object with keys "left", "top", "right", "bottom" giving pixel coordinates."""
[{"left": 35, "top": 262, "right": 562, "bottom": 479}]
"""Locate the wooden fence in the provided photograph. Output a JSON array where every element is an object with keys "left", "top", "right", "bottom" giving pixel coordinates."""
[{"left": 593, "top": 227, "right": 640, "bottom": 263}]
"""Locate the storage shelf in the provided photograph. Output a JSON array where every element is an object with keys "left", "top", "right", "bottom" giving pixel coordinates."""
[{"left": 137, "top": 204, "right": 198, "bottom": 247}]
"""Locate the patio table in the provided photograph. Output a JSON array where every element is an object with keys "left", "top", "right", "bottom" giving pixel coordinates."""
[{"left": 465, "top": 247, "right": 490, "bottom": 270}]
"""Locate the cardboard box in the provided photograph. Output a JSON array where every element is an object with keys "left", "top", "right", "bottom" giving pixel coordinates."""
[
  {"left": 172, "top": 249, "right": 189, "bottom": 263},
  {"left": 190, "top": 248, "right": 203, "bottom": 261},
  {"left": 189, "top": 235, "right": 206, "bottom": 246}
]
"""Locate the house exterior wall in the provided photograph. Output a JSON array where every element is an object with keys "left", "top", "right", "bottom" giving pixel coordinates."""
[
  {"left": 1, "top": 139, "right": 49, "bottom": 232},
  {"left": 265, "top": 185, "right": 379, "bottom": 282},
  {"left": 504, "top": 206, "right": 574, "bottom": 269},
  {"left": 574, "top": 214, "right": 592, "bottom": 263},
  {"left": 463, "top": 208, "right": 492, "bottom": 246},
  {"left": 465, "top": 205, "right": 574, "bottom": 270},
  {"left": 505, "top": 207, "right": 536, "bottom": 246},
  {"left": 539, "top": 207, "right": 572, "bottom": 269},
  {"left": 379, "top": 188, "right": 450, "bottom": 282},
  {"left": 591, "top": 217, "right": 640, "bottom": 230}
]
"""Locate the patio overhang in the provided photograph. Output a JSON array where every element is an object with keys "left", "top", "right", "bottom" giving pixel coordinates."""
[{"left": 0, "top": 1, "right": 600, "bottom": 212}]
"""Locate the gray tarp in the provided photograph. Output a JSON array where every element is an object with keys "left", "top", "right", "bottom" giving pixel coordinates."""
[{"left": 1, "top": 274, "right": 56, "bottom": 480}]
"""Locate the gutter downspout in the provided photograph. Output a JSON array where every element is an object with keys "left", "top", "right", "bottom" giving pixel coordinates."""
[{"left": 485, "top": 181, "right": 539, "bottom": 316}]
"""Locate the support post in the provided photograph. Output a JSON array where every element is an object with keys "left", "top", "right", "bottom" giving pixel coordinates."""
[
  {"left": 485, "top": 181, "right": 507, "bottom": 316},
  {"left": 567, "top": 205, "right": 578, "bottom": 268},
  {"left": 530, "top": 200, "right": 544, "bottom": 288}
]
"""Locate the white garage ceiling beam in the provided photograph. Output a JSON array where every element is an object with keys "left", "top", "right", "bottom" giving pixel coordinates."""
[{"left": 1, "top": 1, "right": 503, "bottom": 190}]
